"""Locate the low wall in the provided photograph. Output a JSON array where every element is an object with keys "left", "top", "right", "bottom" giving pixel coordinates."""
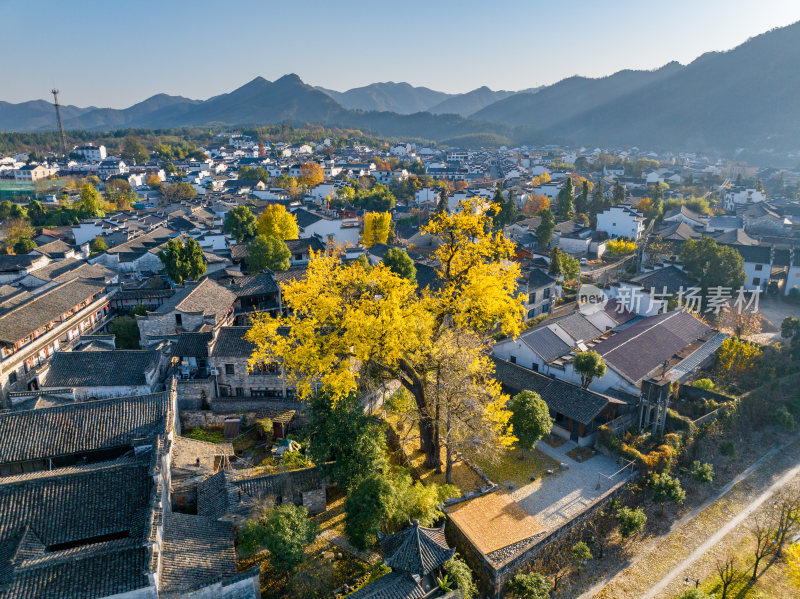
[{"left": 176, "top": 378, "right": 214, "bottom": 410}]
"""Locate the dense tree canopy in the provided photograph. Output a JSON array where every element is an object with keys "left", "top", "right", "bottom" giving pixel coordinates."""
[
  {"left": 573, "top": 351, "right": 607, "bottom": 388},
  {"left": 157, "top": 237, "right": 206, "bottom": 284},
  {"left": 362, "top": 212, "right": 392, "bottom": 247},
  {"left": 246, "top": 235, "right": 290, "bottom": 273},
  {"left": 256, "top": 204, "right": 299, "bottom": 240},
  {"left": 679, "top": 237, "right": 746, "bottom": 293},
  {"left": 382, "top": 248, "right": 416, "bottom": 283},
  {"left": 160, "top": 181, "right": 197, "bottom": 204},
  {"left": 536, "top": 209, "right": 555, "bottom": 247},
  {"left": 247, "top": 198, "right": 524, "bottom": 476},
  {"left": 223, "top": 205, "right": 257, "bottom": 242},
  {"left": 508, "top": 391, "right": 552, "bottom": 457}
]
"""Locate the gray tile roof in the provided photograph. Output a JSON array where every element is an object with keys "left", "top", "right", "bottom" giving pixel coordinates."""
[
  {"left": 285, "top": 237, "right": 325, "bottom": 255},
  {"left": 518, "top": 326, "right": 572, "bottom": 362},
  {"left": 210, "top": 326, "right": 255, "bottom": 358},
  {"left": 172, "top": 332, "right": 214, "bottom": 358},
  {"left": 0, "top": 278, "right": 106, "bottom": 344},
  {"left": 491, "top": 357, "right": 612, "bottom": 425},
  {"left": 628, "top": 265, "right": 697, "bottom": 295},
  {"left": 159, "top": 513, "right": 237, "bottom": 594},
  {"left": 225, "top": 272, "right": 279, "bottom": 297},
  {"left": 154, "top": 278, "right": 235, "bottom": 320},
  {"left": 345, "top": 571, "right": 426, "bottom": 599},
  {"left": 594, "top": 310, "right": 712, "bottom": 384},
  {"left": 380, "top": 522, "right": 454, "bottom": 576},
  {"left": 551, "top": 312, "right": 604, "bottom": 344},
  {"left": 0, "top": 391, "right": 171, "bottom": 466},
  {"left": 0, "top": 255, "right": 38, "bottom": 273},
  {"left": 42, "top": 350, "right": 161, "bottom": 388},
  {"left": 733, "top": 244, "right": 772, "bottom": 264}
]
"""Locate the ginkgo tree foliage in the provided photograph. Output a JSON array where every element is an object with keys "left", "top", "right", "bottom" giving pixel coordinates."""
[{"left": 247, "top": 198, "right": 525, "bottom": 479}]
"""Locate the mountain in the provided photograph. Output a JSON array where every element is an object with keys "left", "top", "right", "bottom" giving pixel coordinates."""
[
  {"left": 541, "top": 22, "right": 800, "bottom": 152},
  {"left": 0, "top": 99, "right": 95, "bottom": 132},
  {"left": 61, "top": 94, "right": 199, "bottom": 130},
  {"left": 471, "top": 62, "right": 684, "bottom": 126},
  {"left": 317, "top": 81, "right": 453, "bottom": 114},
  {"left": 427, "top": 86, "right": 521, "bottom": 117}
]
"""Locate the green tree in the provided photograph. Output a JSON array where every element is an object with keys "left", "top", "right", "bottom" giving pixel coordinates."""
[
  {"left": 344, "top": 473, "right": 396, "bottom": 550},
  {"left": 238, "top": 166, "right": 270, "bottom": 183},
  {"left": 223, "top": 205, "right": 257, "bottom": 242},
  {"left": 237, "top": 504, "right": 319, "bottom": 570},
  {"left": 307, "top": 391, "right": 387, "bottom": 489},
  {"left": 160, "top": 181, "right": 197, "bottom": 203},
  {"left": 157, "top": 237, "right": 206, "bottom": 284},
  {"left": 105, "top": 179, "right": 136, "bottom": 210},
  {"left": 679, "top": 237, "right": 746, "bottom": 293},
  {"left": 111, "top": 315, "right": 141, "bottom": 349},
  {"left": 591, "top": 180, "right": 605, "bottom": 215},
  {"left": 650, "top": 472, "right": 686, "bottom": 504},
  {"left": 444, "top": 555, "right": 478, "bottom": 599},
  {"left": 571, "top": 541, "right": 593, "bottom": 571},
  {"left": 536, "top": 209, "right": 555, "bottom": 247},
  {"left": 121, "top": 137, "right": 149, "bottom": 165},
  {"left": 575, "top": 180, "right": 590, "bottom": 215},
  {"left": 13, "top": 237, "right": 35, "bottom": 254},
  {"left": 611, "top": 180, "right": 626, "bottom": 206},
  {"left": 557, "top": 178, "right": 574, "bottom": 218},
  {"left": 78, "top": 183, "right": 105, "bottom": 218},
  {"left": 616, "top": 506, "right": 647, "bottom": 538},
  {"left": 246, "top": 235, "right": 290, "bottom": 273},
  {"left": 506, "top": 572, "right": 552, "bottom": 599},
  {"left": 382, "top": 248, "right": 416, "bottom": 283},
  {"left": 90, "top": 237, "right": 107, "bottom": 254},
  {"left": 508, "top": 391, "right": 552, "bottom": 458},
  {"left": 573, "top": 351, "right": 607, "bottom": 389}
]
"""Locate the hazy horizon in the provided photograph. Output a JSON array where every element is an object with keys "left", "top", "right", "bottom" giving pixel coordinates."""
[{"left": 4, "top": 0, "right": 800, "bottom": 108}]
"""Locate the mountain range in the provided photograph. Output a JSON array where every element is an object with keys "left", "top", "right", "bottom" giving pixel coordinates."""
[{"left": 3, "top": 20, "right": 800, "bottom": 156}]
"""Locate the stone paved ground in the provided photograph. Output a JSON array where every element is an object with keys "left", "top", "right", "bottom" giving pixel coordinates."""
[
  {"left": 319, "top": 529, "right": 382, "bottom": 565},
  {"left": 512, "top": 439, "right": 630, "bottom": 530}
]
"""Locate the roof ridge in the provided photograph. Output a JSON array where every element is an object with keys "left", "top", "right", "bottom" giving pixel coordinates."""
[{"left": 600, "top": 310, "right": 685, "bottom": 359}]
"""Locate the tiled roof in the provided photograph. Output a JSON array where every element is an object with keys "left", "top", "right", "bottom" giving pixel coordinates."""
[
  {"left": 42, "top": 350, "right": 161, "bottom": 388},
  {"left": 172, "top": 332, "right": 213, "bottom": 357},
  {"left": 491, "top": 357, "right": 612, "bottom": 425},
  {"left": 225, "top": 272, "right": 279, "bottom": 296},
  {"left": 628, "top": 265, "right": 697, "bottom": 295},
  {"left": 345, "top": 571, "right": 426, "bottom": 599},
  {"left": 0, "top": 392, "right": 171, "bottom": 465},
  {"left": 551, "top": 312, "right": 604, "bottom": 344},
  {"left": 32, "top": 240, "right": 73, "bottom": 258},
  {"left": 380, "top": 522, "right": 454, "bottom": 576},
  {"left": 154, "top": 278, "right": 235, "bottom": 320},
  {"left": 733, "top": 244, "right": 772, "bottom": 264},
  {"left": 210, "top": 326, "right": 255, "bottom": 358},
  {"left": 0, "top": 278, "right": 106, "bottom": 344},
  {"left": 518, "top": 326, "right": 572, "bottom": 362},
  {"left": 524, "top": 268, "right": 556, "bottom": 289},
  {"left": 656, "top": 221, "right": 703, "bottom": 241},
  {"left": 291, "top": 208, "right": 324, "bottom": 228},
  {"left": 159, "top": 513, "right": 237, "bottom": 594},
  {"left": 0, "top": 255, "right": 38, "bottom": 273},
  {"left": 712, "top": 228, "right": 759, "bottom": 246},
  {"left": 285, "top": 237, "right": 325, "bottom": 255},
  {"left": 594, "top": 310, "right": 712, "bottom": 384}
]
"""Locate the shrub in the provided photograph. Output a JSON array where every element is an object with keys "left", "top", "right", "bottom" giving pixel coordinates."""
[
  {"left": 692, "top": 378, "right": 715, "bottom": 392},
  {"left": 598, "top": 425, "right": 621, "bottom": 452},
  {"left": 666, "top": 409, "right": 694, "bottom": 433},
  {"left": 571, "top": 541, "right": 593, "bottom": 569},
  {"left": 689, "top": 460, "right": 714, "bottom": 483},
  {"left": 506, "top": 572, "right": 552, "bottom": 599},
  {"left": 237, "top": 504, "right": 319, "bottom": 570},
  {"left": 616, "top": 506, "right": 647, "bottom": 538},
  {"left": 280, "top": 450, "right": 311, "bottom": 471},
  {"left": 650, "top": 472, "right": 686, "bottom": 504},
  {"left": 719, "top": 440, "right": 736, "bottom": 457},
  {"left": 676, "top": 590, "right": 714, "bottom": 599},
  {"left": 444, "top": 554, "right": 478, "bottom": 599},
  {"left": 771, "top": 406, "right": 796, "bottom": 429}
]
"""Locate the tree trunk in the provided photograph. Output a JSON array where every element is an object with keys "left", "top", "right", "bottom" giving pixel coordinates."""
[
  {"left": 399, "top": 360, "right": 441, "bottom": 470},
  {"left": 752, "top": 557, "right": 760, "bottom": 580},
  {"left": 446, "top": 442, "right": 453, "bottom": 485}
]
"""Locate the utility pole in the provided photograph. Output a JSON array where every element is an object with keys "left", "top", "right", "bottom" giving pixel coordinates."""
[{"left": 51, "top": 89, "right": 67, "bottom": 157}]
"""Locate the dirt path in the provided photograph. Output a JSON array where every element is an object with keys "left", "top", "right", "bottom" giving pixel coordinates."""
[
  {"left": 578, "top": 434, "right": 800, "bottom": 599},
  {"left": 643, "top": 453, "right": 800, "bottom": 598}
]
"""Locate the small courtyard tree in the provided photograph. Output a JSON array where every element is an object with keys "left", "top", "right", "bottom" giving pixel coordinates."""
[
  {"left": 508, "top": 390, "right": 552, "bottom": 458},
  {"left": 574, "top": 351, "right": 607, "bottom": 389},
  {"left": 237, "top": 503, "right": 319, "bottom": 571}
]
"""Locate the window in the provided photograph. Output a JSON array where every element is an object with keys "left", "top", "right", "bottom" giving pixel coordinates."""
[
  {"left": 752, "top": 278, "right": 760, "bottom": 286},
  {"left": 510, "top": 355, "right": 517, "bottom": 364},
  {"left": 175, "top": 313, "right": 182, "bottom": 326},
  {"left": 225, "top": 364, "right": 235, "bottom": 375},
  {"left": 543, "top": 288, "right": 551, "bottom": 299},
  {"left": 542, "top": 303, "right": 550, "bottom": 313},
  {"left": 531, "top": 363, "right": 539, "bottom": 372},
  {"left": 219, "top": 385, "right": 231, "bottom": 397},
  {"left": 236, "top": 387, "right": 244, "bottom": 397},
  {"left": 528, "top": 292, "right": 536, "bottom": 304},
  {"left": 294, "top": 253, "right": 303, "bottom": 261},
  {"left": 754, "top": 264, "right": 763, "bottom": 271},
  {"left": 528, "top": 309, "right": 535, "bottom": 318}
]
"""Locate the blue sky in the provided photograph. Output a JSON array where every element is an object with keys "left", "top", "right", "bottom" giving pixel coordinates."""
[{"left": 4, "top": 0, "right": 800, "bottom": 107}]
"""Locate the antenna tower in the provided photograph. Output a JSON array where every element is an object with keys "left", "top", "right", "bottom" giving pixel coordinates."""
[{"left": 51, "top": 89, "right": 67, "bottom": 156}]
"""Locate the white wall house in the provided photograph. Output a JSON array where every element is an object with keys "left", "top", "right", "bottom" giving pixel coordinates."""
[
  {"left": 723, "top": 187, "right": 765, "bottom": 211},
  {"left": 415, "top": 187, "right": 441, "bottom": 206},
  {"left": 73, "top": 144, "right": 107, "bottom": 161},
  {"left": 596, "top": 205, "right": 645, "bottom": 240}
]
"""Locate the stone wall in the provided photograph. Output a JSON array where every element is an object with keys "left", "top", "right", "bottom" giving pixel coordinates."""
[
  {"left": 209, "top": 356, "right": 287, "bottom": 398},
  {"left": 176, "top": 378, "right": 214, "bottom": 410}
]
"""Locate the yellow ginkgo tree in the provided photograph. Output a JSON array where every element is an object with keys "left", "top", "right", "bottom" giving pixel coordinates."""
[{"left": 247, "top": 198, "right": 524, "bottom": 481}]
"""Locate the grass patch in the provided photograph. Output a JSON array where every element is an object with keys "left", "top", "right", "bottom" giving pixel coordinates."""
[
  {"left": 184, "top": 427, "right": 225, "bottom": 443},
  {"left": 473, "top": 446, "right": 560, "bottom": 489}
]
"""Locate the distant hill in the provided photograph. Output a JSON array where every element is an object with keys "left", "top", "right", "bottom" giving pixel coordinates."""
[
  {"left": 3, "top": 21, "right": 800, "bottom": 154},
  {"left": 428, "top": 86, "right": 521, "bottom": 117},
  {"left": 541, "top": 22, "right": 800, "bottom": 152},
  {"left": 316, "top": 82, "right": 453, "bottom": 114},
  {"left": 471, "top": 62, "right": 684, "bottom": 126},
  {"left": 0, "top": 99, "right": 95, "bottom": 132}
]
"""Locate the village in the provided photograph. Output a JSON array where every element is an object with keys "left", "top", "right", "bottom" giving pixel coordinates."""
[{"left": 0, "top": 128, "right": 798, "bottom": 599}]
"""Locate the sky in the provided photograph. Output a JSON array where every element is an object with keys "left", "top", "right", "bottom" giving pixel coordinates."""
[{"left": 4, "top": 0, "right": 800, "bottom": 108}]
